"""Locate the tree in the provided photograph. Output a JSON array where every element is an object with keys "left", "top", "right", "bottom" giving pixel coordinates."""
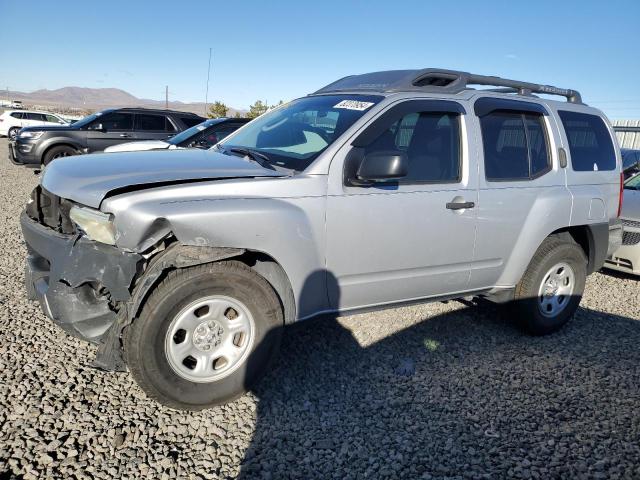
[
  {"left": 247, "top": 100, "right": 269, "bottom": 119},
  {"left": 234, "top": 112, "right": 244, "bottom": 118},
  {"left": 208, "top": 101, "right": 228, "bottom": 119}
]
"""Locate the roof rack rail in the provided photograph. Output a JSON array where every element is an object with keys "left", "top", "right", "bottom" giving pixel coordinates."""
[{"left": 314, "top": 68, "right": 582, "bottom": 104}]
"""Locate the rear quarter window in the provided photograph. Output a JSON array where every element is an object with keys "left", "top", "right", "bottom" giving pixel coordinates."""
[{"left": 558, "top": 111, "right": 616, "bottom": 172}]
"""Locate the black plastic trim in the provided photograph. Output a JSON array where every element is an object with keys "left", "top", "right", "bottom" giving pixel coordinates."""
[{"left": 474, "top": 97, "right": 549, "bottom": 117}]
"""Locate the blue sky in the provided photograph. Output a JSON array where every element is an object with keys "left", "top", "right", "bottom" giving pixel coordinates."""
[{"left": 1, "top": 0, "right": 639, "bottom": 118}]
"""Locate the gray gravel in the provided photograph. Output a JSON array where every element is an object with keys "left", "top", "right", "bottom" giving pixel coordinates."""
[{"left": 1, "top": 137, "right": 640, "bottom": 479}]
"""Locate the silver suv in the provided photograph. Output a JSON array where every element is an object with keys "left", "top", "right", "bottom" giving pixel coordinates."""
[{"left": 21, "top": 69, "right": 624, "bottom": 409}]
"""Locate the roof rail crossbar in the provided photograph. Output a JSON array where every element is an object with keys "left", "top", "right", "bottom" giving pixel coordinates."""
[{"left": 314, "top": 68, "right": 583, "bottom": 104}]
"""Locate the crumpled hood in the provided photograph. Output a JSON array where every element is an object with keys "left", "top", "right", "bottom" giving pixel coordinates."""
[{"left": 41, "top": 148, "right": 286, "bottom": 208}]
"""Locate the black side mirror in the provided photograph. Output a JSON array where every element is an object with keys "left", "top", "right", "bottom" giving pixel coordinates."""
[{"left": 355, "top": 151, "right": 408, "bottom": 183}]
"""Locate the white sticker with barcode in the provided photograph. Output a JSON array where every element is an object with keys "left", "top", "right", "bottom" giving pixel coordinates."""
[{"left": 333, "top": 100, "right": 375, "bottom": 111}]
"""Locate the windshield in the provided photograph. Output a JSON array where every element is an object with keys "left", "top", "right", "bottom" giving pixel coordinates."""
[
  {"left": 219, "top": 94, "right": 383, "bottom": 171},
  {"left": 167, "top": 120, "right": 216, "bottom": 145},
  {"left": 625, "top": 173, "right": 640, "bottom": 190},
  {"left": 72, "top": 111, "right": 107, "bottom": 128}
]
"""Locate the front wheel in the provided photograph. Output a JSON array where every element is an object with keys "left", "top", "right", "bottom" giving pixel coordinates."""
[
  {"left": 43, "top": 145, "right": 78, "bottom": 165},
  {"left": 8, "top": 127, "right": 19, "bottom": 140},
  {"left": 512, "top": 237, "right": 587, "bottom": 335},
  {"left": 124, "top": 261, "right": 284, "bottom": 410}
]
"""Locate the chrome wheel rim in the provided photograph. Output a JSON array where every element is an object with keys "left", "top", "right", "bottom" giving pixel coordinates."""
[
  {"left": 538, "top": 262, "right": 575, "bottom": 318},
  {"left": 9, "top": 129, "right": 17, "bottom": 140},
  {"left": 165, "top": 295, "right": 255, "bottom": 383}
]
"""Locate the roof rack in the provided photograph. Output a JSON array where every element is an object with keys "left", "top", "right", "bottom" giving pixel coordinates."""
[{"left": 314, "top": 68, "right": 582, "bottom": 104}]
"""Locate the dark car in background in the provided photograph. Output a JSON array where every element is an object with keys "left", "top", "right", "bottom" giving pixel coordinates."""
[
  {"left": 104, "top": 117, "right": 250, "bottom": 153},
  {"left": 621, "top": 148, "right": 640, "bottom": 179},
  {"left": 8, "top": 107, "right": 205, "bottom": 168}
]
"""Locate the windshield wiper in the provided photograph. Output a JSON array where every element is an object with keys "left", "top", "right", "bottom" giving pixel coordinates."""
[{"left": 225, "top": 147, "right": 275, "bottom": 170}]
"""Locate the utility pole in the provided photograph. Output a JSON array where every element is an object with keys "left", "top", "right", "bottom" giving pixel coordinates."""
[
  {"left": 204, "top": 47, "right": 212, "bottom": 116},
  {"left": 165, "top": 85, "right": 168, "bottom": 109}
]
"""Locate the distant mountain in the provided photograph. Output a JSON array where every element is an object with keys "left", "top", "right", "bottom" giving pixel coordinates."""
[{"left": 7, "top": 86, "right": 245, "bottom": 117}]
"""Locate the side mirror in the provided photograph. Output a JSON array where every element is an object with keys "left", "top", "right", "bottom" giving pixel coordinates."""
[{"left": 355, "top": 151, "right": 408, "bottom": 183}]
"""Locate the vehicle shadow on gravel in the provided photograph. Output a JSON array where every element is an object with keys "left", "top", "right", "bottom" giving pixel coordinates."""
[{"left": 239, "top": 272, "right": 640, "bottom": 479}]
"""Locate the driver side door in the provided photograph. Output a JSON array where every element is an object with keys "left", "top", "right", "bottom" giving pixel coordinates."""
[
  {"left": 86, "top": 112, "right": 135, "bottom": 151},
  {"left": 325, "top": 100, "right": 478, "bottom": 310}
]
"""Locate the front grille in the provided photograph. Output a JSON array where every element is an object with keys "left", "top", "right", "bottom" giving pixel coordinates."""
[
  {"left": 622, "top": 231, "right": 640, "bottom": 246},
  {"left": 622, "top": 218, "right": 640, "bottom": 229},
  {"left": 26, "top": 186, "right": 75, "bottom": 234}
]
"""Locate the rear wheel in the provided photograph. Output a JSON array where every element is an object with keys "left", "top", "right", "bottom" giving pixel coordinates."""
[
  {"left": 124, "top": 261, "right": 283, "bottom": 410},
  {"left": 8, "top": 127, "right": 19, "bottom": 140},
  {"left": 43, "top": 145, "right": 78, "bottom": 165},
  {"left": 513, "top": 237, "right": 587, "bottom": 335}
]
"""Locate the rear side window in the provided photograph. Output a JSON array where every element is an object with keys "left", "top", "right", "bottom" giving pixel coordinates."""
[
  {"left": 136, "top": 114, "right": 166, "bottom": 131},
  {"left": 364, "top": 111, "right": 461, "bottom": 183},
  {"left": 480, "top": 111, "right": 550, "bottom": 180},
  {"left": 558, "top": 111, "right": 616, "bottom": 171},
  {"left": 10, "top": 112, "right": 23, "bottom": 119},
  {"left": 180, "top": 117, "right": 202, "bottom": 128}
]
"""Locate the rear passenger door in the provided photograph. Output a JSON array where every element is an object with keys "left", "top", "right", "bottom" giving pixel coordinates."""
[
  {"left": 469, "top": 98, "right": 570, "bottom": 290},
  {"left": 326, "top": 100, "right": 478, "bottom": 310},
  {"left": 134, "top": 113, "right": 177, "bottom": 141}
]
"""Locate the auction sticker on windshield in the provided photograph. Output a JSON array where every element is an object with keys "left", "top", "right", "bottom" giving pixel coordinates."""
[{"left": 333, "top": 100, "right": 375, "bottom": 111}]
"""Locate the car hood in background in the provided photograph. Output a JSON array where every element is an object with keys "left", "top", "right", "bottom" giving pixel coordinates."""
[
  {"left": 622, "top": 188, "right": 640, "bottom": 221},
  {"left": 41, "top": 149, "right": 287, "bottom": 208},
  {"left": 104, "top": 140, "right": 171, "bottom": 153}
]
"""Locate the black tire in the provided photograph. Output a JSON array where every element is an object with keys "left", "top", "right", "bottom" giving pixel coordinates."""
[
  {"left": 8, "top": 127, "right": 19, "bottom": 140},
  {"left": 512, "top": 236, "right": 587, "bottom": 335},
  {"left": 43, "top": 145, "right": 78, "bottom": 165},
  {"left": 124, "top": 260, "right": 283, "bottom": 410}
]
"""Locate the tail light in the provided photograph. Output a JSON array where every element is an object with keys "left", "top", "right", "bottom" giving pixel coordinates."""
[{"left": 617, "top": 172, "right": 624, "bottom": 218}]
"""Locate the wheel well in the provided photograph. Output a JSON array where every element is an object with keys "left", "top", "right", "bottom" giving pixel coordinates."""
[
  {"left": 550, "top": 225, "right": 596, "bottom": 273},
  {"left": 42, "top": 143, "right": 80, "bottom": 162}
]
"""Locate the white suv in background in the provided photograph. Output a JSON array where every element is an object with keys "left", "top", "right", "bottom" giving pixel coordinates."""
[{"left": 0, "top": 110, "right": 69, "bottom": 140}]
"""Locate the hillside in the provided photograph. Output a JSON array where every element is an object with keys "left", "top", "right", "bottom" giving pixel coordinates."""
[{"left": 7, "top": 86, "right": 244, "bottom": 117}]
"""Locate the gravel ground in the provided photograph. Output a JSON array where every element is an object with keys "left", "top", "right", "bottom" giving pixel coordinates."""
[{"left": 1, "top": 137, "right": 639, "bottom": 479}]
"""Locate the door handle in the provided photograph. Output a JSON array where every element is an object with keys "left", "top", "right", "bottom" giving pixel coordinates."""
[
  {"left": 446, "top": 201, "right": 475, "bottom": 210},
  {"left": 119, "top": 133, "right": 132, "bottom": 138}
]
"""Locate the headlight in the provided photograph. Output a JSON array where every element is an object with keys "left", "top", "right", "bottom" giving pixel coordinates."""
[
  {"left": 18, "top": 130, "right": 44, "bottom": 140},
  {"left": 69, "top": 206, "right": 116, "bottom": 245}
]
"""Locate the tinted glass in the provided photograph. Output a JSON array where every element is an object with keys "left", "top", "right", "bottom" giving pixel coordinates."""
[
  {"left": 25, "top": 113, "right": 46, "bottom": 121},
  {"left": 481, "top": 111, "right": 550, "bottom": 180},
  {"left": 524, "top": 114, "right": 550, "bottom": 176},
  {"left": 180, "top": 117, "right": 203, "bottom": 128},
  {"left": 220, "top": 94, "right": 383, "bottom": 171},
  {"left": 481, "top": 112, "right": 529, "bottom": 179},
  {"left": 165, "top": 118, "right": 176, "bottom": 132},
  {"left": 99, "top": 113, "right": 133, "bottom": 131},
  {"left": 365, "top": 112, "right": 460, "bottom": 183},
  {"left": 10, "top": 112, "right": 22, "bottom": 119},
  {"left": 558, "top": 111, "right": 616, "bottom": 171},
  {"left": 136, "top": 114, "right": 166, "bottom": 131}
]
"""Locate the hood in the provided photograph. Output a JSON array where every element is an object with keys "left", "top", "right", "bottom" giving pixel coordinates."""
[
  {"left": 41, "top": 149, "right": 287, "bottom": 208},
  {"left": 104, "top": 140, "right": 170, "bottom": 153},
  {"left": 621, "top": 188, "right": 640, "bottom": 221}
]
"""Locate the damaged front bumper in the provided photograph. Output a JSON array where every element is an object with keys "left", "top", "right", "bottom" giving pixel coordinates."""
[{"left": 20, "top": 212, "right": 142, "bottom": 344}]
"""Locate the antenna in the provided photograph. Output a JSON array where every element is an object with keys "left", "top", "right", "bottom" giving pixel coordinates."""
[{"left": 204, "top": 47, "right": 212, "bottom": 116}]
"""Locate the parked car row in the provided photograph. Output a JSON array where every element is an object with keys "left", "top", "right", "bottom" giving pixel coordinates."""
[
  {"left": 0, "top": 110, "right": 71, "bottom": 140},
  {"left": 18, "top": 67, "right": 626, "bottom": 409}
]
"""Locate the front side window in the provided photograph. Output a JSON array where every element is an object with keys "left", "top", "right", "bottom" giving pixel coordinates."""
[
  {"left": 136, "top": 114, "right": 166, "bottom": 131},
  {"left": 480, "top": 111, "right": 550, "bottom": 180},
  {"left": 95, "top": 112, "right": 133, "bottom": 131},
  {"left": 45, "top": 114, "right": 61, "bottom": 123},
  {"left": 219, "top": 94, "right": 383, "bottom": 171},
  {"left": 25, "top": 113, "right": 46, "bottom": 121},
  {"left": 364, "top": 111, "right": 461, "bottom": 183},
  {"left": 558, "top": 111, "right": 616, "bottom": 172}
]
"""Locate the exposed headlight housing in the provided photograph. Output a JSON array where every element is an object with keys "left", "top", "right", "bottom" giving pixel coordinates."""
[
  {"left": 69, "top": 206, "right": 116, "bottom": 245},
  {"left": 18, "top": 130, "right": 44, "bottom": 140}
]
